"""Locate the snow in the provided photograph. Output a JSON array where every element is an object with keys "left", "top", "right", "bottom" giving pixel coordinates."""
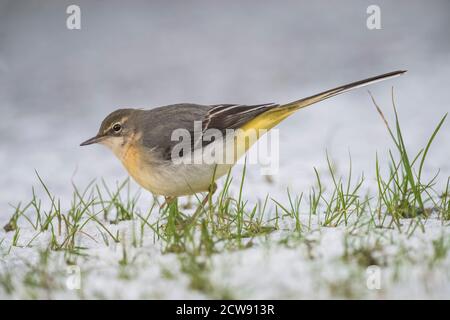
[{"left": 1, "top": 1, "right": 450, "bottom": 299}]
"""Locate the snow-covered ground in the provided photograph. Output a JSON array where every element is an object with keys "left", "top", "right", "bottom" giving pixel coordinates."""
[
  {"left": 1, "top": 1, "right": 449, "bottom": 299},
  {"left": 1, "top": 206, "right": 449, "bottom": 299}
]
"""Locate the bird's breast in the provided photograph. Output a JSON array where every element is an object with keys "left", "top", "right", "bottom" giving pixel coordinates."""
[
  {"left": 121, "top": 144, "right": 150, "bottom": 188},
  {"left": 119, "top": 143, "right": 225, "bottom": 197}
]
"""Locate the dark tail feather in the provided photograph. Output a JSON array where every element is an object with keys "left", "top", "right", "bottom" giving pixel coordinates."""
[{"left": 281, "top": 70, "right": 407, "bottom": 111}]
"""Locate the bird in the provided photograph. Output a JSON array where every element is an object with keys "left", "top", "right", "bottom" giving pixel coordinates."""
[{"left": 80, "top": 70, "right": 406, "bottom": 207}]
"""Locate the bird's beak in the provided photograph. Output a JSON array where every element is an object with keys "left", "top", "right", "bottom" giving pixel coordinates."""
[{"left": 80, "top": 135, "right": 105, "bottom": 146}]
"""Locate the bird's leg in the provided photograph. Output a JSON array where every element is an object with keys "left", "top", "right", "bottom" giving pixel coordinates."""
[
  {"left": 171, "top": 183, "right": 217, "bottom": 229},
  {"left": 195, "top": 183, "right": 218, "bottom": 212},
  {"left": 201, "top": 183, "right": 218, "bottom": 207},
  {"left": 160, "top": 196, "right": 176, "bottom": 209},
  {"left": 189, "top": 183, "right": 218, "bottom": 224}
]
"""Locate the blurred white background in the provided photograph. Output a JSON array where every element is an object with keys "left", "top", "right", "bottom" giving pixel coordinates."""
[{"left": 0, "top": 0, "right": 449, "bottom": 217}]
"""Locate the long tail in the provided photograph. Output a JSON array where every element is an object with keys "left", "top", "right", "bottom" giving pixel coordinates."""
[
  {"left": 241, "top": 70, "right": 407, "bottom": 132},
  {"left": 281, "top": 70, "right": 407, "bottom": 112},
  {"left": 236, "top": 70, "right": 406, "bottom": 160}
]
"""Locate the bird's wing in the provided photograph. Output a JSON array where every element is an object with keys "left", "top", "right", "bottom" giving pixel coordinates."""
[
  {"left": 139, "top": 103, "right": 278, "bottom": 161},
  {"left": 202, "top": 103, "right": 278, "bottom": 133}
]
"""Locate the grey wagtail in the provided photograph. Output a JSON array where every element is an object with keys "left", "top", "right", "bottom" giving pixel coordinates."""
[{"left": 81, "top": 70, "right": 405, "bottom": 205}]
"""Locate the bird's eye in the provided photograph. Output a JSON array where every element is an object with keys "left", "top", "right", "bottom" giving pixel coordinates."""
[{"left": 112, "top": 123, "right": 122, "bottom": 133}]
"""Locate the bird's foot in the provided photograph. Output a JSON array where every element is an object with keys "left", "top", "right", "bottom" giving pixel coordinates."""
[{"left": 160, "top": 196, "right": 176, "bottom": 210}]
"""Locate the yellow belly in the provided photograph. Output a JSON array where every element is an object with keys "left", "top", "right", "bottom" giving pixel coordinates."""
[{"left": 121, "top": 144, "right": 150, "bottom": 190}]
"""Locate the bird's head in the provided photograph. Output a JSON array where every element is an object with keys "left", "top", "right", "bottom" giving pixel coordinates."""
[{"left": 80, "top": 108, "right": 140, "bottom": 158}]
